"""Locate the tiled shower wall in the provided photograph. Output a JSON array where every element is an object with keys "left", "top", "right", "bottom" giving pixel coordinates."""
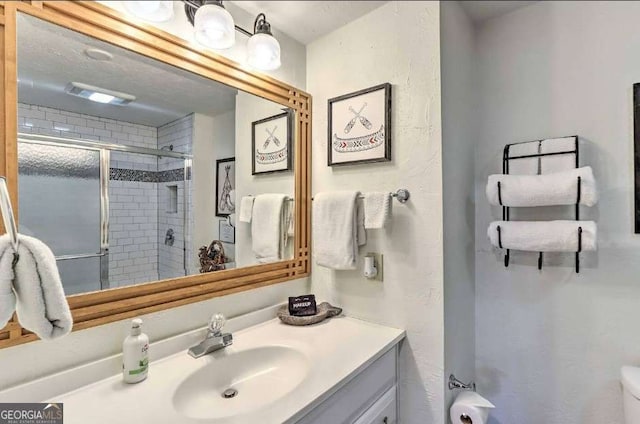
[
  {"left": 157, "top": 114, "right": 194, "bottom": 279},
  {"left": 17, "top": 103, "right": 194, "bottom": 288}
]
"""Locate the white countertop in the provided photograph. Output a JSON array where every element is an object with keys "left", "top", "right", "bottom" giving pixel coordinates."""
[{"left": 2, "top": 315, "right": 404, "bottom": 424}]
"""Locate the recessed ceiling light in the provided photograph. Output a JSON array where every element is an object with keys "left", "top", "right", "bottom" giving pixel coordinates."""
[
  {"left": 65, "top": 82, "right": 135, "bottom": 106},
  {"left": 88, "top": 93, "right": 116, "bottom": 104},
  {"left": 84, "top": 48, "right": 113, "bottom": 61}
]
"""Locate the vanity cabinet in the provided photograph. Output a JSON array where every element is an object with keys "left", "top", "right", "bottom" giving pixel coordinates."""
[{"left": 296, "top": 346, "right": 398, "bottom": 424}]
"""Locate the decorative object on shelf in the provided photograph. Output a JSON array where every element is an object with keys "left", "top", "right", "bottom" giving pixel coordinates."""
[
  {"left": 198, "top": 240, "right": 228, "bottom": 273},
  {"left": 218, "top": 219, "right": 235, "bottom": 244},
  {"left": 328, "top": 83, "right": 391, "bottom": 166},
  {"left": 215, "top": 157, "right": 235, "bottom": 217},
  {"left": 252, "top": 111, "right": 293, "bottom": 174},
  {"left": 277, "top": 302, "right": 342, "bottom": 326},
  {"left": 123, "top": 1, "right": 282, "bottom": 71},
  {"left": 288, "top": 294, "right": 317, "bottom": 317},
  {"left": 487, "top": 136, "right": 597, "bottom": 273}
]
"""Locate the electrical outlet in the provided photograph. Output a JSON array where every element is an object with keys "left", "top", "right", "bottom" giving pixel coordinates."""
[{"left": 365, "top": 252, "right": 383, "bottom": 282}]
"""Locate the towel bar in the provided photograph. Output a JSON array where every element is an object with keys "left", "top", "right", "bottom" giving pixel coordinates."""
[
  {"left": 310, "top": 189, "right": 411, "bottom": 203},
  {"left": 263, "top": 189, "right": 412, "bottom": 204}
]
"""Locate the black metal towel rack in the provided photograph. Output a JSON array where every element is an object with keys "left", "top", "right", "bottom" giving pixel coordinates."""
[{"left": 497, "top": 136, "right": 583, "bottom": 273}]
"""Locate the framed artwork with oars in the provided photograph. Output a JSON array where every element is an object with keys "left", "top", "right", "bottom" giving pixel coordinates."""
[{"left": 328, "top": 83, "right": 392, "bottom": 166}]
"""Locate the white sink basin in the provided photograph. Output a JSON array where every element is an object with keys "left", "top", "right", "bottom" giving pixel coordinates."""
[
  {"left": 172, "top": 345, "right": 309, "bottom": 420},
  {"left": 2, "top": 316, "right": 404, "bottom": 424}
]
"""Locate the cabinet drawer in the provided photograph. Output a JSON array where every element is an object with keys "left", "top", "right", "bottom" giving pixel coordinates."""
[
  {"left": 296, "top": 347, "right": 397, "bottom": 424},
  {"left": 353, "top": 385, "right": 396, "bottom": 424}
]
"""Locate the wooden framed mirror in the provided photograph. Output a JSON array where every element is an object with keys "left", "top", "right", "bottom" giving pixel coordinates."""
[{"left": 0, "top": 1, "right": 311, "bottom": 348}]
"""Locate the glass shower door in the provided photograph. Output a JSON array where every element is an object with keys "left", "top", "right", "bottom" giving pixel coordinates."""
[{"left": 17, "top": 141, "right": 107, "bottom": 295}]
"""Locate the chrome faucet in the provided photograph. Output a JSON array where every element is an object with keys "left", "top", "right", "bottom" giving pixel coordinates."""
[{"left": 188, "top": 313, "right": 233, "bottom": 358}]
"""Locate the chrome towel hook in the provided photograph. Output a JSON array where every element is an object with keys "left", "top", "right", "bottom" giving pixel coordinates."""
[{"left": 0, "top": 177, "right": 19, "bottom": 265}]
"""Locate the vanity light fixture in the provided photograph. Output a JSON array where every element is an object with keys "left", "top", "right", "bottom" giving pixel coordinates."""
[
  {"left": 184, "top": 1, "right": 282, "bottom": 71},
  {"left": 247, "top": 14, "right": 281, "bottom": 71},
  {"left": 192, "top": 1, "right": 236, "bottom": 49},
  {"left": 122, "top": 1, "right": 175, "bottom": 23},
  {"left": 64, "top": 82, "right": 136, "bottom": 106}
]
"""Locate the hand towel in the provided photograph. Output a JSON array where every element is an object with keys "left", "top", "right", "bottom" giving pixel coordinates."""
[
  {"left": 0, "top": 238, "right": 16, "bottom": 329},
  {"left": 363, "top": 192, "right": 391, "bottom": 229},
  {"left": 486, "top": 166, "right": 597, "bottom": 207},
  {"left": 239, "top": 196, "right": 255, "bottom": 223},
  {"left": 313, "top": 191, "right": 365, "bottom": 270},
  {"left": 487, "top": 220, "right": 597, "bottom": 252},
  {"left": 251, "top": 194, "right": 287, "bottom": 263},
  {"left": 0, "top": 234, "right": 73, "bottom": 339}
]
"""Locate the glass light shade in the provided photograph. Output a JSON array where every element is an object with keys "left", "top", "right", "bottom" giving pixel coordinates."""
[
  {"left": 247, "top": 33, "right": 281, "bottom": 71},
  {"left": 194, "top": 4, "right": 236, "bottom": 49},
  {"left": 122, "top": 1, "right": 174, "bottom": 22}
]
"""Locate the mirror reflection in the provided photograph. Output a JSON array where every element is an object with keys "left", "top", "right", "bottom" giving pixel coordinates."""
[{"left": 16, "top": 13, "right": 295, "bottom": 295}]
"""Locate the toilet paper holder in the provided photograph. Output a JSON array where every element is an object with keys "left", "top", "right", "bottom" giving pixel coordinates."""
[{"left": 449, "top": 374, "right": 476, "bottom": 391}]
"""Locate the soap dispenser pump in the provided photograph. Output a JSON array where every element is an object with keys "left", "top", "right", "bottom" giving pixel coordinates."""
[{"left": 122, "top": 318, "right": 149, "bottom": 384}]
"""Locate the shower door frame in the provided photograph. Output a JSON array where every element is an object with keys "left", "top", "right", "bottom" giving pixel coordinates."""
[
  {"left": 18, "top": 133, "right": 193, "bottom": 291},
  {"left": 18, "top": 136, "right": 111, "bottom": 291}
]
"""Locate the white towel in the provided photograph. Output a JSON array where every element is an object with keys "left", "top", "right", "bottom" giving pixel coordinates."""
[
  {"left": 0, "top": 239, "right": 16, "bottom": 328},
  {"left": 486, "top": 166, "right": 598, "bottom": 207},
  {"left": 0, "top": 234, "right": 73, "bottom": 340},
  {"left": 313, "top": 191, "right": 366, "bottom": 270},
  {"left": 487, "top": 220, "right": 597, "bottom": 252},
  {"left": 251, "top": 194, "right": 287, "bottom": 263},
  {"left": 363, "top": 192, "right": 391, "bottom": 229},
  {"left": 239, "top": 196, "right": 255, "bottom": 223}
]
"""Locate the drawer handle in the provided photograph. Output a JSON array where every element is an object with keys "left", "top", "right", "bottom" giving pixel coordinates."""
[{"left": 383, "top": 418, "right": 388, "bottom": 424}]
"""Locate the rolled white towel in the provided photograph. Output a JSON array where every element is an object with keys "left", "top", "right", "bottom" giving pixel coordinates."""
[
  {"left": 486, "top": 166, "right": 597, "bottom": 207},
  {"left": 487, "top": 220, "right": 597, "bottom": 252}
]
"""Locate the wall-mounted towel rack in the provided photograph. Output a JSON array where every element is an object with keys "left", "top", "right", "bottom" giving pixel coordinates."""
[
  {"left": 311, "top": 189, "right": 411, "bottom": 203},
  {"left": 0, "top": 176, "right": 19, "bottom": 266},
  {"left": 499, "top": 136, "right": 582, "bottom": 273}
]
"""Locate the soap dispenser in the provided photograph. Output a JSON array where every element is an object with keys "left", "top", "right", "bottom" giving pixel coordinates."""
[{"left": 122, "top": 318, "right": 149, "bottom": 384}]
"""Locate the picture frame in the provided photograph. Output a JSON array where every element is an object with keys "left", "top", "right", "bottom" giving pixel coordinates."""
[
  {"left": 219, "top": 219, "right": 235, "bottom": 244},
  {"left": 327, "top": 83, "right": 392, "bottom": 166},
  {"left": 215, "top": 157, "right": 235, "bottom": 217},
  {"left": 634, "top": 83, "right": 640, "bottom": 233},
  {"left": 252, "top": 110, "right": 293, "bottom": 175}
]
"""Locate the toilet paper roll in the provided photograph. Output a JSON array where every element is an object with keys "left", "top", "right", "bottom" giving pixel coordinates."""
[{"left": 450, "top": 391, "right": 494, "bottom": 424}]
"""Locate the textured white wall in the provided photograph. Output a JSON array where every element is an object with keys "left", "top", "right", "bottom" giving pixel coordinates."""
[
  {"left": 441, "top": 1, "right": 476, "bottom": 419},
  {"left": 0, "top": 1, "right": 309, "bottom": 391},
  {"left": 234, "top": 92, "right": 295, "bottom": 267},
  {"left": 307, "top": 2, "right": 445, "bottom": 423},
  {"left": 192, "top": 111, "right": 236, "bottom": 268},
  {"left": 475, "top": 2, "right": 640, "bottom": 423}
]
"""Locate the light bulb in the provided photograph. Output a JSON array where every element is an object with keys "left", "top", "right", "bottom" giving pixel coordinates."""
[
  {"left": 247, "top": 32, "right": 281, "bottom": 71},
  {"left": 88, "top": 93, "right": 116, "bottom": 104},
  {"left": 122, "top": 1, "right": 174, "bottom": 22},
  {"left": 194, "top": 3, "right": 235, "bottom": 49}
]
